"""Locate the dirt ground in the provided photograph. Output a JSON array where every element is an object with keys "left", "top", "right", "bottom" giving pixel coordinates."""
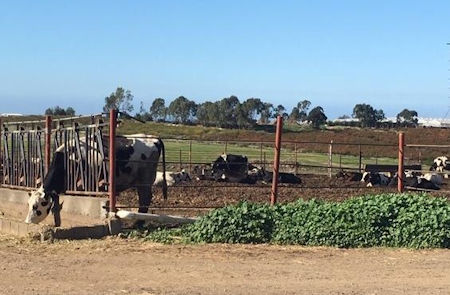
[
  {"left": 0, "top": 234, "right": 449, "bottom": 295},
  {"left": 119, "top": 174, "right": 450, "bottom": 210}
]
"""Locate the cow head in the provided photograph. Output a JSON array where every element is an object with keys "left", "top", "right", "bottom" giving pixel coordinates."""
[
  {"left": 178, "top": 169, "right": 191, "bottom": 182},
  {"left": 25, "top": 187, "right": 53, "bottom": 224},
  {"left": 430, "top": 156, "right": 449, "bottom": 172}
]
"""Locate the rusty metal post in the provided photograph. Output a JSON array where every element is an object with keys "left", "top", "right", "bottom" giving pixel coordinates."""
[
  {"left": 328, "top": 140, "right": 333, "bottom": 178},
  {"left": 263, "top": 152, "right": 266, "bottom": 170},
  {"left": 260, "top": 142, "right": 263, "bottom": 164},
  {"left": 0, "top": 117, "right": 2, "bottom": 184},
  {"left": 109, "top": 109, "right": 117, "bottom": 213},
  {"left": 294, "top": 143, "right": 298, "bottom": 175},
  {"left": 189, "top": 141, "right": 192, "bottom": 174},
  {"left": 398, "top": 132, "right": 404, "bottom": 193},
  {"left": 358, "top": 144, "right": 362, "bottom": 172},
  {"left": 271, "top": 116, "right": 283, "bottom": 205},
  {"left": 45, "top": 116, "right": 52, "bottom": 175}
]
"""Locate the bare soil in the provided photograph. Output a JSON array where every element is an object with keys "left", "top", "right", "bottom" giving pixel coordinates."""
[
  {"left": 0, "top": 234, "right": 449, "bottom": 295},
  {"left": 118, "top": 174, "right": 450, "bottom": 212}
]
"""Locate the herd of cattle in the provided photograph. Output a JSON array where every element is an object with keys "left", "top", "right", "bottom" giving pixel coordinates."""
[
  {"left": 157, "top": 155, "right": 449, "bottom": 192},
  {"left": 336, "top": 156, "right": 449, "bottom": 190},
  {"left": 154, "top": 153, "right": 302, "bottom": 187},
  {"left": 24, "top": 133, "right": 449, "bottom": 226}
]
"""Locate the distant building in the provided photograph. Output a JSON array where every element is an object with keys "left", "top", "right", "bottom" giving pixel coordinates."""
[
  {"left": 0, "top": 113, "right": 24, "bottom": 117},
  {"left": 331, "top": 117, "right": 450, "bottom": 128},
  {"left": 417, "top": 118, "right": 450, "bottom": 128}
]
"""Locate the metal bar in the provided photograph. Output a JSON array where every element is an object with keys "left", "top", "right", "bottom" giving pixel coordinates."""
[
  {"left": 405, "top": 144, "right": 450, "bottom": 148},
  {"left": 328, "top": 140, "right": 333, "bottom": 178},
  {"left": 189, "top": 141, "right": 192, "bottom": 174},
  {"left": 294, "top": 143, "right": 298, "bottom": 175},
  {"left": 65, "top": 190, "right": 108, "bottom": 196},
  {"left": 45, "top": 116, "right": 52, "bottom": 175},
  {"left": 358, "top": 144, "right": 362, "bottom": 171},
  {"left": 0, "top": 117, "right": 2, "bottom": 184},
  {"left": 109, "top": 109, "right": 117, "bottom": 213},
  {"left": 398, "top": 133, "right": 404, "bottom": 193},
  {"left": 271, "top": 116, "right": 283, "bottom": 205}
]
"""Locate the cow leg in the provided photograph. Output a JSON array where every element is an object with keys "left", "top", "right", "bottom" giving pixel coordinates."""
[
  {"left": 137, "top": 185, "right": 152, "bottom": 214},
  {"left": 51, "top": 194, "right": 62, "bottom": 227}
]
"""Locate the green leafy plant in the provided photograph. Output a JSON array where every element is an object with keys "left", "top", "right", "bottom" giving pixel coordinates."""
[{"left": 135, "top": 194, "right": 450, "bottom": 248}]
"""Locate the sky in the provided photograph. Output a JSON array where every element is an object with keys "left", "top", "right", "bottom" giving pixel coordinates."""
[{"left": 0, "top": 0, "right": 449, "bottom": 119}]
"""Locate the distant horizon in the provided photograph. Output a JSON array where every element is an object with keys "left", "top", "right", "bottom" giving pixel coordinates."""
[{"left": 1, "top": 1, "right": 449, "bottom": 119}]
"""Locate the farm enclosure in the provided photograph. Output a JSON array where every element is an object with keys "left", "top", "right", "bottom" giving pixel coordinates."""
[{"left": 1, "top": 114, "right": 449, "bottom": 217}]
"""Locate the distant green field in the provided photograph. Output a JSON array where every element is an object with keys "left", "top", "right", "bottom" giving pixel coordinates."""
[{"left": 163, "top": 139, "right": 397, "bottom": 172}]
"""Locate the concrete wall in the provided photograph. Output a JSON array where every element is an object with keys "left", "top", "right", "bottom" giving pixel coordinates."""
[{"left": 0, "top": 188, "right": 108, "bottom": 219}]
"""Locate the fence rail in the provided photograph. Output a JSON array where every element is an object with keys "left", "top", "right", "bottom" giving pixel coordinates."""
[{"left": 1, "top": 113, "right": 449, "bottom": 214}]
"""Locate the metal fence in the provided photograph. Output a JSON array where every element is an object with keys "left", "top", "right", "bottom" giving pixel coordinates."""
[{"left": 2, "top": 112, "right": 448, "bottom": 215}]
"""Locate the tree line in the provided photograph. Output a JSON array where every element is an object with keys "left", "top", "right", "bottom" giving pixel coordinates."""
[{"left": 44, "top": 87, "right": 420, "bottom": 129}]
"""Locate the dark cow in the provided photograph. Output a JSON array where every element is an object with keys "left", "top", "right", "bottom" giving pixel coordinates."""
[
  {"left": 192, "top": 165, "right": 213, "bottom": 181},
  {"left": 211, "top": 154, "right": 249, "bottom": 183},
  {"left": 361, "top": 172, "right": 391, "bottom": 187},
  {"left": 25, "top": 134, "right": 164, "bottom": 225},
  {"left": 335, "top": 170, "right": 363, "bottom": 181},
  {"left": 248, "top": 166, "right": 301, "bottom": 184}
]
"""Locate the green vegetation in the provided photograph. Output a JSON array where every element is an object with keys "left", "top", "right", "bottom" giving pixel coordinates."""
[
  {"left": 130, "top": 194, "right": 450, "bottom": 248},
  {"left": 163, "top": 139, "right": 397, "bottom": 169}
]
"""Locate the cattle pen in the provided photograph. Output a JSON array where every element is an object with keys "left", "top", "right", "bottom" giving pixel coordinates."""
[{"left": 1, "top": 111, "right": 449, "bottom": 226}]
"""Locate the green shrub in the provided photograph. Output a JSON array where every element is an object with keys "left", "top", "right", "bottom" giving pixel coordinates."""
[{"left": 137, "top": 193, "right": 450, "bottom": 248}]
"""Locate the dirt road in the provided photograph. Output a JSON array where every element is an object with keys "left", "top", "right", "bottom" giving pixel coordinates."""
[{"left": 0, "top": 234, "right": 449, "bottom": 295}]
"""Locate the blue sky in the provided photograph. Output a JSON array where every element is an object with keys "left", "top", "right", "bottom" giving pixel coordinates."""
[{"left": 0, "top": 0, "right": 449, "bottom": 119}]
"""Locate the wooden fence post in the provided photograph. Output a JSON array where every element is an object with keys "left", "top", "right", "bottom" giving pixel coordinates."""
[
  {"left": 271, "top": 116, "right": 283, "bottom": 205},
  {"left": 109, "top": 109, "right": 117, "bottom": 213},
  {"left": 294, "top": 143, "right": 298, "bottom": 175},
  {"left": 179, "top": 149, "right": 182, "bottom": 170},
  {"left": 398, "top": 133, "right": 405, "bottom": 193}
]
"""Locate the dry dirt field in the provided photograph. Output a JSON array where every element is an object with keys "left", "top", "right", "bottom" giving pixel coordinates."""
[{"left": 0, "top": 234, "right": 449, "bottom": 295}]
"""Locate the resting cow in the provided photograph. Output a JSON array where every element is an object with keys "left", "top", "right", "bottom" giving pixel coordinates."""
[
  {"left": 361, "top": 172, "right": 391, "bottom": 187},
  {"left": 211, "top": 154, "right": 249, "bottom": 183},
  {"left": 389, "top": 172, "right": 441, "bottom": 190},
  {"left": 154, "top": 170, "right": 191, "bottom": 186},
  {"left": 335, "top": 170, "right": 363, "bottom": 181},
  {"left": 25, "top": 134, "right": 164, "bottom": 226}
]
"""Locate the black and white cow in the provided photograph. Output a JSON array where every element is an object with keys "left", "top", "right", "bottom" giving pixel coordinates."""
[
  {"left": 25, "top": 134, "right": 164, "bottom": 225},
  {"left": 154, "top": 169, "right": 191, "bottom": 186},
  {"left": 389, "top": 172, "right": 441, "bottom": 190},
  {"left": 192, "top": 165, "right": 213, "bottom": 181},
  {"left": 248, "top": 165, "right": 301, "bottom": 184},
  {"left": 430, "top": 156, "right": 449, "bottom": 178},
  {"left": 361, "top": 172, "right": 391, "bottom": 187},
  {"left": 335, "top": 170, "right": 363, "bottom": 181},
  {"left": 211, "top": 154, "right": 249, "bottom": 183}
]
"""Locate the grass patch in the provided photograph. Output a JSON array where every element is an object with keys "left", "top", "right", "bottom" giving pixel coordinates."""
[{"left": 129, "top": 193, "right": 450, "bottom": 248}]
